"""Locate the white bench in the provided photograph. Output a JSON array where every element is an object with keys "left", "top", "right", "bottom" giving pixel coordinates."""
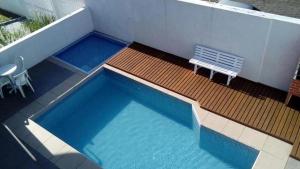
[{"left": 189, "top": 45, "right": 244, "bottom": 85}]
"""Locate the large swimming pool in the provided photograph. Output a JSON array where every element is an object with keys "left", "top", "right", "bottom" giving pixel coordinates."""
[
  {"left": 54, "top": 32, "right": 126, "bottom": 72},
  {"left": 36, "top": 69, "right": 258, "bottom": 169}
]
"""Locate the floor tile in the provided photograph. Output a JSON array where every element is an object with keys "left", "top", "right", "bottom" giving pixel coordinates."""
[
  {"left": 36, "top": 136, "right": 67, "bottom": 159},
  {"left": 239, "top": 127, "right": 268, "bottom": 150},
  {"left": 263, "top": 136, "right": 292, "bottom": 160},
  {"left": 253, "top": 151, "right": 287, "bottom": 169},
  {"left": 285, "top": 157, "right": 300, "bottom": 169},
  {"left": 222, "top": 120, "right": 245, "bottom": 140},
  {"left": 202, "top": 113, "right": 228, "bottom": 132}
]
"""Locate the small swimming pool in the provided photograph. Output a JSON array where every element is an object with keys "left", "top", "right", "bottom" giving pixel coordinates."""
[
  {"left": 36, "top": 69, "right": 258, "bottom": 169},
  {"left": 54, "top": 32, "right": 126, "bottom": 72}
]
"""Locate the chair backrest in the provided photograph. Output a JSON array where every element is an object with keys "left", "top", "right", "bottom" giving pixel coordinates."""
[
  {"left": 194, "top": 45, "right": 244, "bottom": 72},
  {"left": 15, "top": 56, "right": 24, "bottom": 74}
]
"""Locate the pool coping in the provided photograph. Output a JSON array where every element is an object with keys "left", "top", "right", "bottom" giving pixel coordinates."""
[{"left": 3, "top": 62, "right": 293, "bottom": 169}]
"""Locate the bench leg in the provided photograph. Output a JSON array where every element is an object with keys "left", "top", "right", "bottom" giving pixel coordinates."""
[
  {"left": 209, "top": 70, "right": 214, "bottom": 80},
  {"left": 227, "top": 76, "right": 232, "bottom": 86},
  {"left": 285, "top": 92, "right": 292, "bottom": 105},
  {"left": 193, "top": 65, "right": 198, "bottom": 74}
]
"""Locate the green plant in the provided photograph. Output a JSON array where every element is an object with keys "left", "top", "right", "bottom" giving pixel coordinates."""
[
  {"left": 0, "top": 13, "right": 55, "bottom": 48},
  {"left": 24, "top": 13, "right": 55, "bottom": 32},
  {"left": 0, "top": 27, "right": 27, "bottom": 46},
  {"left": 0, "top": 14, "right": 9, "bottom": 23}
]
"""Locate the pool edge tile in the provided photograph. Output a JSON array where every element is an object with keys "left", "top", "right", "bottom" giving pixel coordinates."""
[
  {"left": 239, "top": 127, "right": 268, "bottom": 150},
  {"left": 202, "top": 113, "right": 229, "bottom": 133},
  {"left": 284, "top": 157, "right": 300, "bottom": 169},
  {"left": 262, "top": 136, "right": 293, "bottom": 160},
  {"left": 222, "top": 120, "right": 245, "bottom": 140},
  {"left": 252, "top": 151, "right": 288, "bottom": 169}
]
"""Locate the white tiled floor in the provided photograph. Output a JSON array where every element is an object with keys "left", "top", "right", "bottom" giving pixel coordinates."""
[
  {"left": 222, "top": 120, "right": 245, "bottom": 140},
  {"left": 36, "top": 136, "right": 67, "bottom": 159},
  {"left": 285, "top": 157, "right": 300, "bottom": 169},
  {"left": 254, "top": 151, "right": 288, "bottom": 169},
  {"left": 202, "top": 113, "right": 229, "bottom": 132},
  {"left": 263, "top": 136, "right": 293, "bottom": 160},
  {"left": 239, "top": 127, "right": 268, "bottom": 150}
]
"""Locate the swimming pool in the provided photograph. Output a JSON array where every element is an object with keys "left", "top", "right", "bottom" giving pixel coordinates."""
[
  {"left": 36, "top": 69, "right": 258, "bottom": 169},
  {"left": 54, "top": 32, "right": 126, "bottom": 72}
]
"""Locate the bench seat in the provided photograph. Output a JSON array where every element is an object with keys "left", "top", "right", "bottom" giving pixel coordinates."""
[{"left": 189, "top": 45, "right": 244, "bottom": 85}]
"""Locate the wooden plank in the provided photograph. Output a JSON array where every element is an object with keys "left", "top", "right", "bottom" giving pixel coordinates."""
[
  {"left": 265, "top": 102, "right": 285, "bottom": 133},
  {"left": 257, "top": 98, "right": 278, "bottom": 130},
  {"left": 285, "top": 110, "right": 299, "bottom": 141},
  {"left": 177, "top": 73, "right": 198, "bottom": 96},
  {"left": 214, "top": 86, "right": 236, "bottom": 114},
  {"left": 239, "top": 85, "right": 263, "bottom": 123},
  {"left": 164, "top": 68, "right": 187, "bottom": 89},
  {"left": 193, "top": 78, "right": 211, "bottom": 100},
  {"left": 187, "top": 75, "right": 205, "bottom": 100},
  {"left": 205, "top": 84, "right": 228, "bottom": 111},
  {"left": 290, "top": 112, "right": 300, "bottom": 143},
  {"left": 176, "top": 72, "right": 196, "bottom": 95},
  {"left": 230, "top": 83, "right": 254, "bottom": 120},
  {"left": 222, "top": 81, "right": 248, "bottom": 117},
  {"left": 249, "top": 88, "right": 272, "bottom": 127},
  {"left": 280, "top": 109, "right": 297, "bottom": 140},
  {"left": 292, "top": 134, "right": 300, "bottom": 158},
  {"left": 202, "top": 83, "right": 224, "bottom": 110},
  {"left": 275, "top": 107, "right": 292, "bottom": 137}
]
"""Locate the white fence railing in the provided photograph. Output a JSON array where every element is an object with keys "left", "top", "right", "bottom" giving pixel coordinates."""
[{"left": 0, "top": 0, "right": 85, "bottom": 19}]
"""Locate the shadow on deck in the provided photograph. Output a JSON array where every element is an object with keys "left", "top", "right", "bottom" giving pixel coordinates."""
[{"left": 0, "top": 58, "right": 83, "bottom": 169}]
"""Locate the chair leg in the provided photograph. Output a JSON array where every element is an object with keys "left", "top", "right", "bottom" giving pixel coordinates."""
[
  {"left": 0, "top": 87, "right": 4, "bottom": 99},
  {"left": 26, "top": 79, "right": 35, "bottom": 93},
  {"left": 227, "top": 76, "right": 232, "bottom": 86},
  {"left": 209, "top": 70, "right": 214, "bottom": 80},
  {"left": 193, "top": 65, "right": 198, "bottom": 74},
  {"left": 26, "top": 71, "right": 32, "bottom": 81},
  {"left": 17, "top": 85, "right": 26, "bottom": 98}
]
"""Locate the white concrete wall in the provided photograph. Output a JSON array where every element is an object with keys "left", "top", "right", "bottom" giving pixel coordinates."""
[
  {"left": 0, "top": 0, "right": 85, "bottom": 18},
  {"left": 85, "top": 0, "right": 300, "bottom": 91},
  {"left": 0, "top": 0, "right": 27, "bottom": 16},
  {"left": 0, "top": 8, "right": 94, "bottom": 69}
]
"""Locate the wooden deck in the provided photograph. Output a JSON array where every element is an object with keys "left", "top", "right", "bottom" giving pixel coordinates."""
[{"left": 107, "top": 42, "right": 300, "bottom": 160}]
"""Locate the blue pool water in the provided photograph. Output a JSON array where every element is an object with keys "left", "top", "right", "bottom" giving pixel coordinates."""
[
  {"left": 55, "top": 32, "right": 126, "bottom": 72},
  {"left": 36, "top": 70, "right": 258, "bottom": 169}
]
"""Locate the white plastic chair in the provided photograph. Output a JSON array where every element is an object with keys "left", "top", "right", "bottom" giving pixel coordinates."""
[
  {"left": 14, "top": 56, "right": 31, "bottom": 81},
  {"left": 0, "top": 77, "right": 11, "bottom": 99},
  {"left": 13, "top": 70, "right": 34, "bottom": 98}
]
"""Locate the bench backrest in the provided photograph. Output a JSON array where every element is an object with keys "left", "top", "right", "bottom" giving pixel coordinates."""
[{"left": 194, "top": 45, "right": 244, "bottom": 72}]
